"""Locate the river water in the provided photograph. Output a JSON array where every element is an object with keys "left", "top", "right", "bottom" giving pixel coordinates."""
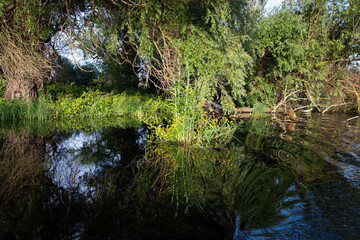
[{"left": 0, "top": 114, "right": 359, "bottom": 239}]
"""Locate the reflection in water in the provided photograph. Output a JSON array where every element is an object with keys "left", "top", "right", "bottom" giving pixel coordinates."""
[
  {"left": 242, "top": 132, "right": 339, "bottom": 184},
  {"left": 141, "top": 140, "right": 300, "bottom": 235},
  {"left": 48, "top": 130, "right": 120, "bottom": 195},
  {"left": 233, "top": 114, "right": 360, "bottom": 239},
  {"left": 0, "top": 114, "right": 359, "bottom": 239}
]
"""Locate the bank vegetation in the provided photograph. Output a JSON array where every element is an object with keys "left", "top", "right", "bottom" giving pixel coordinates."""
[{"left": 0, "top": 0, "right": 359, "bottom": 145}]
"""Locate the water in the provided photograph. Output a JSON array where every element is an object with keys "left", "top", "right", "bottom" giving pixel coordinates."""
[
  {"left": 234, "top": 113, "right": 360, "bottom": 239},
  {"left": 0, "top": 114, "right": 360, "bottom": 239}
]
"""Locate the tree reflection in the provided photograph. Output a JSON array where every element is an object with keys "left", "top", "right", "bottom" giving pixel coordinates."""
[
  {"left": 140, "top": 140, "right": 298, "bottom": 235},
  {"left": 0, "top": 122, "right": 347, "bottom": 239},
  {"left": 243, "top": 132, "right": 339, "bottom": 185},
  {"left": 0, "top": 133, "right": 46, "bottom": 238}
]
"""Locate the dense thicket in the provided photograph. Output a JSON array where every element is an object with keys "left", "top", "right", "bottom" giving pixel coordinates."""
[
  {"left": 0, "top": 0, "right": 359, "bottom": 112},
  {"left": 66, "top": 0, "right": 258, "bottom": 111},
  {"left": 249, "top": 0, "right": 360, "bottom": 109}
]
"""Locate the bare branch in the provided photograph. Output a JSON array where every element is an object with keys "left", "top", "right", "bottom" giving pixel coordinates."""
[
  {"left": 272, "top": 89, "right": 302, "bottom": 113},
  {"left": 345, "top": 115, "right": 359, "bottom": 123},
  {"left": 322, "top": 102, "right": 354, "bottom": 114}
]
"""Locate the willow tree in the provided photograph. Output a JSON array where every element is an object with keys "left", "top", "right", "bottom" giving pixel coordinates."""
[
  {"left": 0, "top": 0, "right": 82, "bottom": 99},
  {"left": 131, "top": 0, "right": 253, "bottom": 109},
  {"left": 71, "top": 0, "right": 254, "bottom": 110},
  {"left": 248, "top": 0, "right": 360, "bottom": 107}
]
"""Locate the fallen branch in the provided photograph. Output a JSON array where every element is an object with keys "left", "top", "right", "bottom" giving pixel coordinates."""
[
  {"left": 322, "top": 102, "right": 354, "bottom": 114},
  {"left": 272, "top": 90, "right": 302, "bottom": 113},
  {"left": 345, "top": 115, "right": 359, "bottom": 123},
  {"left": 235, "top": 107, "right": 277, "bottom": 114},
  {"left": 294, "top": 105, "right": 310, "bottom": 111}
]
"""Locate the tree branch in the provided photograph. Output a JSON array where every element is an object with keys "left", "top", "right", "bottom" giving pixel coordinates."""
[
  {"left": 322, "top": 102, "right": 354, "bottom": 114},
  {"left": 322, "top": 58, "right": 360, "bottom": 64}
]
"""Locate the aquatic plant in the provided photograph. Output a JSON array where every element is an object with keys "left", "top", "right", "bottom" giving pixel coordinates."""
[{"left": 149, "top": 78, "right": 238, "bottom": 147}]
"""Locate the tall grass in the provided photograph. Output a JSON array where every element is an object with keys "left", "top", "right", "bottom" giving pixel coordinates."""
[
  {"left": 0, "top": 90, "right": 171, "bottom": 128},
  {"left": 0, "top": 98, "right": 52, "bottom": 122},
  {"left": 151, "top": 81, "right": 237, "bottom": 147},
  {"left": 0, "top": 86, "right": 237, "bottom": 146}
]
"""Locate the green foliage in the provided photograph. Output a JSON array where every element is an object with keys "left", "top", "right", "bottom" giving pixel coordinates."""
[
  {"left": 0, "top": 0, "right": 67, "bottom": 42},
  {"left": 172, "top": 24, "right": 252, "bottom": 108},
  {"left": 247, "top": 9, "right": 308, "bottom": 106},
  {"left": 81, "top": 0, "right": 253, "bottom": 108},
  {"left": 47, "top": 82, "right": 89, "bottom": 99},
  {"left": 150, "top": 82, "right": 237, "bottom": 147},
  {"left": 247, "top": 1, "right": 360, "bottom": 108},
  {"left": 75, "top": 0, "right": 252, "bottom": 146},
  {"left": 98, "top": 60, "right": 139, "bottom": 88},
  {"left": 0, "top": 98, "right": 52, "bottom": 122},
  {"left": 0, "top": 88, "right": 170, "bottom": 129},
  {"left": 252, "top": 9, "right": 307, "bottom": 79},
  {"left": 0, "top": 78, "right": 6, "bottom": 98},
  {"left": 0, "top": 1, "right": 13, "bottom": 19},
  {"left": 252, "top": 102, "right": 269, "bottom": 119},
  {"left": 55, "top": 90, "right": 112, "bottom": 118},
  {"left": 53, "top": 90, "right": 170, "bottom": 125}
]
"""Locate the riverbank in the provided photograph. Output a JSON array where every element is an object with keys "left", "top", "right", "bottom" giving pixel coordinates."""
[{"left": 0, "top": 83, "right": 359, "bottom": 146}]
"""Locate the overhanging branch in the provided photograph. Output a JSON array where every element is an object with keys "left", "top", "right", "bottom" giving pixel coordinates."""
[{"left": 322, "top": 58, "right": 360, "bottom": 64}]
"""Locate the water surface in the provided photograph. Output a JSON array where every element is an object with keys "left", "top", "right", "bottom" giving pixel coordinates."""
[{"left": 0, "top": 114, "right": 359, "bottom": 239}]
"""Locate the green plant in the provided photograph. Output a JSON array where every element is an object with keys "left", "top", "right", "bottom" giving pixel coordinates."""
[
  {"left": 0, "top": 78, "right": 6, "bottom": 98},
  {"left": 0, "top": 98, "right": 52, "bottom": 122},
  {"left": 252, "top": 102, "right": 268, "bottom": 119},
  {"left": 150, "top": 80, "right": 238, "bottom": 147}
]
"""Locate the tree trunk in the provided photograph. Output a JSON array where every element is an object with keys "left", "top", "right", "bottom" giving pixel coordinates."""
[
  {"left": 4, "top": 76, "right": 46, "bottom": 99},
  {"left": 0, "top": 28, "right": 51, "bottom": 99}
]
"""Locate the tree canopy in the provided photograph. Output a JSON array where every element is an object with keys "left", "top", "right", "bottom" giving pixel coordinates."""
[{"left": 0, "top": 0, "right": 359, "bottom": 111}]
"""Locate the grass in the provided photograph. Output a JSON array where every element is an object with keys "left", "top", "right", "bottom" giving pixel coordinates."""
[
  {"left": 150, "top": 84, "right": 238, "bottom": 147},
  {"left": 0, "top": 90, "right": 171, "bottom": 127},
  {"left": 0, "top": 98, "right": 52, "bottom": 122},
  {"left": 0, "top": 84, "right": 239, "bottom": 147}
]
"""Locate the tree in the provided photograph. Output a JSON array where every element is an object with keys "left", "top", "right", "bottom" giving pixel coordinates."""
[
  {"left": 247, "top": 0, "right": 360, "bottom": 107},
  {"left": 0, "top": 0, "right": 82, "bottom": 99},
  {"left": 70, "top": 0, "right": 253, "bottom": 109}
]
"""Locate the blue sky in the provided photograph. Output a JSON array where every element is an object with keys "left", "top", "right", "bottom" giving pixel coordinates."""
[{"left": 266, "top": 0, "right": 284, "bottom": 9}]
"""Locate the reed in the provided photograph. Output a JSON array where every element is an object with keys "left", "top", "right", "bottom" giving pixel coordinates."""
[
  {"left": 152, "top": 84, "right": 237, "bottom": 147},
  {"left": 0, "top": 98, "right": 53, "bottom": 122},
  {"left": 0, "top": 90, "right": 170, "bottom": 126}
]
